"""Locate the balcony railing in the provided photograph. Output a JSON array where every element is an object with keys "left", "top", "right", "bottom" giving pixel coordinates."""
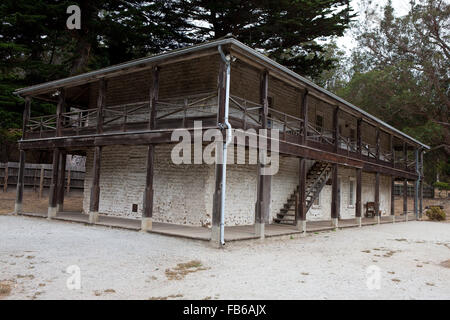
[{"left": 23, "top": 93, "right": 409, "bottom": 170}]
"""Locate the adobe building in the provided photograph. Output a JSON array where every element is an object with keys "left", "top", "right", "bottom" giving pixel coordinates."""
[{"left": 13, "top": 37, "right": 429, "bottom": 244}]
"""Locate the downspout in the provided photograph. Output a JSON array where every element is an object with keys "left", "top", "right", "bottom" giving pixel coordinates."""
[
  {"left": 415, "top": 148, "right": 420, "bottom": 219},
  {"left": 218, "top": 45, "right": 232, "bottom": 246}
]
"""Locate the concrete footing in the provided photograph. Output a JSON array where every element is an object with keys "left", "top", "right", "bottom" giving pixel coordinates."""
[
  {"left": 210, "top": 225, "right": 221, "bottom": 247},
  {"left": 296, "top": 220, "right": 306, "bottom": 234},
  {"left": 47, "top": 206, "right": 57, "bottom": 219},
  {"left": 56, "top": 204, "right": 64, "bottom": 213},
  {"left": 356, "top": 217, "right": 362, "bottom": 227},
  {"left": 254, "top": 223, "right": 265, "bottom": 239},
  {"left": 392, "top": 215, "right": 396, "bottom": 223},
  {"left": 376, "top": 215, "right": 381, "bottom": 224},
  {"left": 405, "top": 214, "right": 409, "bottom": 222},
  {"left": 141, "top": 217, "right": 153, "bottom": 231},
  {"left": 88, "top": 211, "right": 99, "bottom": 224},
  {"left": 14, "top": 202, "right": 22, "bottom": 215},
  {"left": 331, "top": 218, "right": 338, "bottom": 228}
]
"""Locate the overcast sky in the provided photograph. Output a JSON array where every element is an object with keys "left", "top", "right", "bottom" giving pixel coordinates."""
[{"left": 335, "top": 0, "right": 413, "bottom": 54}]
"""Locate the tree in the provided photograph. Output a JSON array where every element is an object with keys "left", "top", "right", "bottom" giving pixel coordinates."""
[
  {"left": 333, "top": 0, "right": 449, "bottom": 184},
  {"left": 185, "top": 0, "right": 356, "bottom": 79}
]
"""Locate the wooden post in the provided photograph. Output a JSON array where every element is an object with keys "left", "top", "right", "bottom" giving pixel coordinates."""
[
  {"left": 296, "top": 157, "right": 307, "bottom": 232},
  {"left": 357, "top": 118, "right": 362, "bottom": 158},
  {"left": 3, "top": 164, "right": 8, "bottom": 192},
  {"left": 356, "top": 168, "right": 362, "bottom": 226},
  {"left": 403, "top": 142, "right": 408, "bottom": 171},
  {"left": 419, "top": 150, "right": 423, "bottom": 218},
  {"left": 331, "top": 163, "right": 339, "bottom": 227},
  {"left": 375, "top": 172, "right": 380, "bottom": 223},
  {"left": 66, "top": 167, "right": 71, "bottom": 194},
  {"left": 390, "top": 135, "right": 395, "bottom": 167},
  {"left": 47, "top": 148, "right": 60, "bottom": 218},
  {"left": 56, "top": 152, "right": 67, "bottom": 212},
  {"left": 142, "top": 144, "right": 155, "bottom": 231},
  {"left": 212, "top": 57, "right": 228, "bottom": 244},
  {"left": 255, "top": 163, "right": 271, "bottom": 238},
  {"left": 260, "top": 71, "right": 268, "bottom": 129},
  {"left": 375, "top": 127, "right": 380, "bottom": 161},
  {"left": 15, "top": 97, "right": 31, "bottom": 213},
  {"left": 333, "top": 106, "right": 339, "bottom": 153},
  {"left": 96, "top": 79, "right": 106, "bottom": 134},
  {"left": 149, "top": 66, "right": 160, "bottom": 130},
  {"left": 300, "top": 89, "right": 308, "bottom": 144},
  {"left": 14, "top": 151, "right": 26, "bottom": 214},
  {"left": 403, "top": 178, "right": 408, "bottom": 219},
  {"left": 414, "top": 148, "right": 419, "bottom": 219},
  {"left": 89, "top": 146, "right": 102, "bottom": 223},
  {"left": 56, "top": 89, "right": 65, "bottom": 137},
  {"left": 391, "top": 176, "right": 395, "bottom": 220},
  {"left": 39, "top": 166, "right": 44, "bottom": 199}
]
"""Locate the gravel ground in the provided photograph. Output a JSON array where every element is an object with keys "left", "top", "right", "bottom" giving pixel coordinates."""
[{"left": 1, "top": 215, "right": 449, "bottom": 300}]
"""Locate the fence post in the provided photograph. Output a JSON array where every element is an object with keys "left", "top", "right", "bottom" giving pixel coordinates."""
[
  {"left": 39, "top": 166, "right": 44, "bottom": 199},
  {"left": 3, "top": 164, "right": 8, "bottom": 192}
]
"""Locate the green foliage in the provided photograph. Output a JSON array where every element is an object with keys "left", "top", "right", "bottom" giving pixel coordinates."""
[
  {"left": 425, "top": 207, "right": 446, "bottom": 221},
  {"left": 434, "top": 182, "right": 450, "bottom": 191}
]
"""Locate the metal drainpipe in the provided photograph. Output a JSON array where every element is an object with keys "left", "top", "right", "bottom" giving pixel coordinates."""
[{"left": 218, "top": 45, "right": 232, "bottom": 246}]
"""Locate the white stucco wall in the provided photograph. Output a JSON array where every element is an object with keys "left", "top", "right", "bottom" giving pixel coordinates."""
[{"left": 83, "top": 144, "right": 392, "bottom": 226}]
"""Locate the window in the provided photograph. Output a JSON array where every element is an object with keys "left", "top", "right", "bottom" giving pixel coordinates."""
[
  {"left": 315, "top": 114, "right": 324, "bottom": 133},
  {"left": 350, "top": 128, "right": 356, "bottom": 141},
  {"left": 348, "top": 179, "right": 355, "bottom": 207}
]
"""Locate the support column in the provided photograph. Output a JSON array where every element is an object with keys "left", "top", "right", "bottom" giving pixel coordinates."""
[
  {"left": 47, "top": 148, "right": 60, "bottom": 219},
  {"left": 255, "top": 165, "right": 271, "bottom": 238},
  {"left": 391, "top": 176, "right": 395, "bottom": 223},
  {"left": 414, "top": 148, "right": 419, "bottom": 220},
  {"left": 331, "top": 163, "right": 339, "bottom": 228},
  {"left": 149, "top": 66, "right": 160, "bottom": 130},
  {"left": 89, "top": 146, "right": 102, "bottom": 223},
  {"left": 142, "top": 144, "right": 155, "bottom": 231},
  {"left": 356, "top": 168, "right": 362, "bottom": 227},
  {"left": 333, "top": 106, "right": 339, "bottom": 153},
  {"left": 357, "top": 118, "right": 362, "bottom": 158},
  {"left": 211, "top": 56, "right": 227, "bottom": 245},
  {"left": 14, "top": 150, "right": 26, "bottom": 214},
  {"left": 375, "top": 172, "right": 380, "bottom": 223},
  {"left": 296, "top": 158, "right": 307, "bottom": 233},
  {"left": 15, "top": 97, "right": 31, "bottom": 214},
  {"left": 403, "top": 178, "right": 408, "bottom": 221},
  {"left": 56, "top": 152, "right": 67, "bottom": 213}
]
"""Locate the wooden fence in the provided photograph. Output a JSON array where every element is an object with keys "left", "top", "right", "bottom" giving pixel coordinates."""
[
  {"left": 0, "top": 161, "right": 85, "bottom": 197},
  {"left": 393, "top": 183, "right": 435, "bottom": 198}
]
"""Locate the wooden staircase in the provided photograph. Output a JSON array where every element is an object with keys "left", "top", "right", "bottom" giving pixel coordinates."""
[{"left": 273, "top": 161, "right": 332, "bottom": 225}]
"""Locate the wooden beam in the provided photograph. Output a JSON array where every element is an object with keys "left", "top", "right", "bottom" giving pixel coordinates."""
[
  {"left": 96, "top": 79, "right": 107, "bottom": 134},
  {"left": 403, "top": 142, "right": 408, "bottom": 171},
  {"left": 22, "top": 97, "right": 31, "bottom": 141},
  {"left": 255, "top": 162, "right": 271, "bottom": 233},
  {"left": 300, "top": 90, "right": 308, "bottom": 144},
  {"left": 356, "top": 168, "right": 362, "bottom": 218},
  {"left": 89, "top": 146, "right": 102, "bottom": 213},
  {"left": 143, "top": 144, "right": 155, "bottom": 218},
  {"left": 217, "top": 57, "right": 227, "bottom": 125},
  {"left": 419, "top": 150, "right": 423, "bottom": 218},
  {"left": 149, "top": 66, "right": 160, "bottom": 130}
]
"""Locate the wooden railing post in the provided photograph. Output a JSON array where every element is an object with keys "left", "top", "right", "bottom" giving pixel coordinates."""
[
  {"left": 149, "top": 66, "right": 160, "bottom": 130},
  {"left": 357, "top": 118, "right": 362, "bottom": 159},
  {"left": 300, "top": 89, "right": 308, "bottom": 144},
  {"left": 260, "top": 71, "right": 268, "bottom": 129},
  {"left": 333, "top": 106, "right": 339, "bottom": 153},
  {"left": 56, "top": 88, "right": 66, "bottom": 137},
  {"left": 96, "top": 79, "right": 107, "bottom": 134}
]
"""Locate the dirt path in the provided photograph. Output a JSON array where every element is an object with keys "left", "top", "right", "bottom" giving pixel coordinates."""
[
  {"left": 0, "top": 190, "right": 83, "bottom": 215},
  {"left": 1, "top": 215, "right": 449, "bottom": 300}
]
